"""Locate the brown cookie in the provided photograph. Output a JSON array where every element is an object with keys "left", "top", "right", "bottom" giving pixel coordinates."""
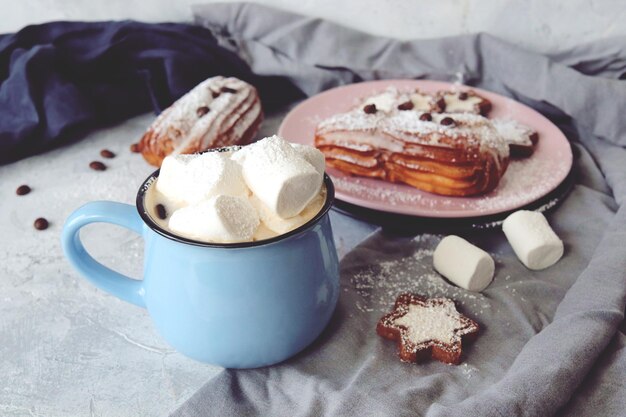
[
  {"left": 492, "top": 118, "right": 539, "bottom": 158},
  {"left": 376, "top": 293, "right": 479, "bottom": 365},
  {"left": 434, "top": 90, "right": 492, "bottom": 116}
]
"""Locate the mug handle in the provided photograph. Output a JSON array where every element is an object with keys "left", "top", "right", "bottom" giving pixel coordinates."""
[{"left": 61, "top": 201, "right": 146, "bottom": 308}]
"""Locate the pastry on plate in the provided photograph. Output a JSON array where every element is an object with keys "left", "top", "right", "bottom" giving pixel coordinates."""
[
  {"left": 138, "top": 76, "right": 263, "bottom": 166},
  {"left": 315, "top": 91, "right": 510, "bottom": 196}
]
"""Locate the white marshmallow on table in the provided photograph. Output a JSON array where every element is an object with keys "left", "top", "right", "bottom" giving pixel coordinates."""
[
  {"left": 433, "top": 235, "right": 495, "bottom": 292},
  {"left": 502, "top": 210, "right": 564, "bottom": 270},
  {"left": 156, "top": 152, "right": 248, "bottom": 205},
  {"left": 168, "top": 195, "right": 259, "bottom": 243},
  {"left": 291, "top": 143, "right": 326, "bottom": 176},
  {"left": 238, "top": 135, "right": 323, "bottom": 219}
]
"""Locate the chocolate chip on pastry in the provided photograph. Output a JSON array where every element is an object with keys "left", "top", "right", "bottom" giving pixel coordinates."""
[
  {"left": 138, "top": 76, "right": 263, "bottom": 167},
  {"left": 440, "top": 116, "right": 455, "bottom": 126},
  {"left": 491, "top": 118, "right": 539, "bottom": 158},
  {"left": 363, "top": 104, "right": 378, "bottom": 114},
  {"left": 376, "top": 293, "right": 479, "bottom": 365},
  {"left": 397, "top": 101, "right": 414, "bottom": 111}
]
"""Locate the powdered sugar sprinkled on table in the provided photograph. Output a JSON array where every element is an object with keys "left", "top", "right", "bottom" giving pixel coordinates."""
[{"left": 350, "top": 234, "right": 493, "bottom": 314}]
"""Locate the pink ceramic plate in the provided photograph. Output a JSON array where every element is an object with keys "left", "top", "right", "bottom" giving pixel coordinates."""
[{"left": 278, "top": 80, "right": 572, "bottom": 218}]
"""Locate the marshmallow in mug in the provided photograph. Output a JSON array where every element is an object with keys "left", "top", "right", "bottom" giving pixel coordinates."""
[
  {"left": 237, "top": 136, "right": 323, "bottom": 219},
  {"left": 155, "top": 136, "right": 326, "bottom": 243},
  {"left": 169, "top": 195, "right": 260, "bottom": 243},
  {"left": 502, "top": 210, "right": 564, "bottom": 270},
  {"left": 433, "top": 235, "right": 495, "bottom": 292},
  {"left": 157, "top": 151, "right": 248, "bottom": 204}
]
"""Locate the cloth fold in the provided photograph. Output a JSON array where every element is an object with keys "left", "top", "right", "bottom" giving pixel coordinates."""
[{"left": 169, "top": 3, "right": 626, "bottom": 417}]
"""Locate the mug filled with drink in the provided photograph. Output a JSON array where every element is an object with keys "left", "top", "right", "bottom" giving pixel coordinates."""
[{"left": 61, "top": 136, "right": 340, "bottom": 368}]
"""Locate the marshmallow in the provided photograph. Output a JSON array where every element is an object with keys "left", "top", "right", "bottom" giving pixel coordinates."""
[
  {"left": 168, "top": 195, "right": 259, "bottom": 243},
  {"left": 252, "top": 223, "right": 279, "bottom": 241},
  {"left": 249, "top": 190, "right": 325, "bottom": 234},
  {"left": 433, "top": 235, "right": 495, "bottom": 292},
  {"left": 291, "top": 143, "right": 326, "bottom": 176},
  {"left": 157, "top": 152, "right": 248, "bottom": 205},
  {"left": 239, "top": 136, "right": 322, "bottom": 218},
  {"left": 502, "top": 210, "right": 564, "bottom": 270}
]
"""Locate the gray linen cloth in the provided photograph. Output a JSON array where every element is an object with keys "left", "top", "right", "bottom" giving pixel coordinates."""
[{"left": 173, "top": 3, "right": 626, "bottom": 416}]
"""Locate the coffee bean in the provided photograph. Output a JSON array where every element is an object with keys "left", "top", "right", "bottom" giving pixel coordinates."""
[
  {"left": 196, "top": 106, "right": 210, "bottom": 117},
  {"left": 155, "top": 204, "right": 167, "bottom": 220},
  {"left": 16, "top": 185, "right": 31, "bottom": 195},
  {"left": 89, "top": 161, "right": 106, "bottom": 171},
  {"left": 440, "top": 117, "right": 456, "bottom": 126},
  {"left": 397, "top": 101, "right": 414, "bottom": 111},
  {"left": 221, "top": 86, "right": 237, "bottom": 94},
  {"left": 363, "top": 104, "right": 377, "bottom": 114},
  {"left": 211, "top": 91, "right": 220, "bottom": 98},
  {"left": 100, "top": 149, "right": 115, "bottom": 158},
  {"left": 458, "top": 92, "right": 468, "bottom": 100},
  {"left": 34, "top": 217, "right": 49, "bottom": 230},
  {"left": 436, "top": 97, "right": 446, "bottom": 112},
  {"left": 419, "top": 113, "right": 433, "bottom": 122},
  {"left": 130, "top": 143, "right": 141, "bottom": 153}
]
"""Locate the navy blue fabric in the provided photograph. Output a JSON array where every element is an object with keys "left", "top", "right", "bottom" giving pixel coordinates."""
[{"left": 0, "top": 21, "right": 300, "bottom": 164}]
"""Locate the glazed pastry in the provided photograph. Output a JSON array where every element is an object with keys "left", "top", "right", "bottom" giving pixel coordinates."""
[
  {"left": 492, "top": 118, "right": 539, "bottom": 158},
  {"left": 138, "top": 76, "right": 263, "bottom": 166},
  {"left": 434, "top": 90, "right": 492, "bottom": 116},
  {"left": 315, "top": 106, "right": 510, "bottom": 196},
  {"left": 376, "top": 293, "right": 479, "bottom": 365}
]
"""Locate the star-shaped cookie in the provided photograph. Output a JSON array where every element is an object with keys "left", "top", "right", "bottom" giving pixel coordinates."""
[{"left": 376, "top": 293, "right": 479, "bottom": 365}]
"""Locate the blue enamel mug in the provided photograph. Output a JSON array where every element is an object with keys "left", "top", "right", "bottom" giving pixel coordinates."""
[{"left": 61, "top": 172, "right": 340, "bottom": 368}]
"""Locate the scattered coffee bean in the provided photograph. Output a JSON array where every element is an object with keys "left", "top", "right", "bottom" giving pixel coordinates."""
[
  {"left": 34, "top": 217, "right": 49, "bottom": 230},
  {"left": 436, "top": 97, "right": 446, "bottom": 112},
  {"left": 397, "top": 101, "right": 414, "bottom": 111},
  {"left": 155, "top": 204, "right": 167, "bottom": 220},
  {"left": 419, "top": 113, "right": 433, "bottom": 122},
  {"left": 440, "top": 117, "right": 456, "bottom": 126},
  {"left": 196, "top": 106, "right": 210, "bottom": 117},
  {"left": 89, "top": 161, "right": 106, "bottom": 171},
  {"left": 220, "top": 86, "right": 237, "bottom": 94},
  {"left": 211, "top": 91, "right": 221, "bottom": 98},
  {"left": 363, "top": 104, "right": 377, "bottom": 114},
  {"left": 100, "top": 149, "right": 115, "bottom": 158},
  {"left": 16, "top": 185, "right": 31, "bottom": 195},
  {"left": 130, "top": 143, "right": 141, "bottom": 153},
  {"left": 458, "top": 92, "right": 468, "bottom": 100}
]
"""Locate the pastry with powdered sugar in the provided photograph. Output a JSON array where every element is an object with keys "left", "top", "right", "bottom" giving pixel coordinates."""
[
  {"left": 315, "top": 92, "right": 510, "bottom": 196},
  {"left": 138, "top": 76, "right": 263, "bottom": 166}
]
